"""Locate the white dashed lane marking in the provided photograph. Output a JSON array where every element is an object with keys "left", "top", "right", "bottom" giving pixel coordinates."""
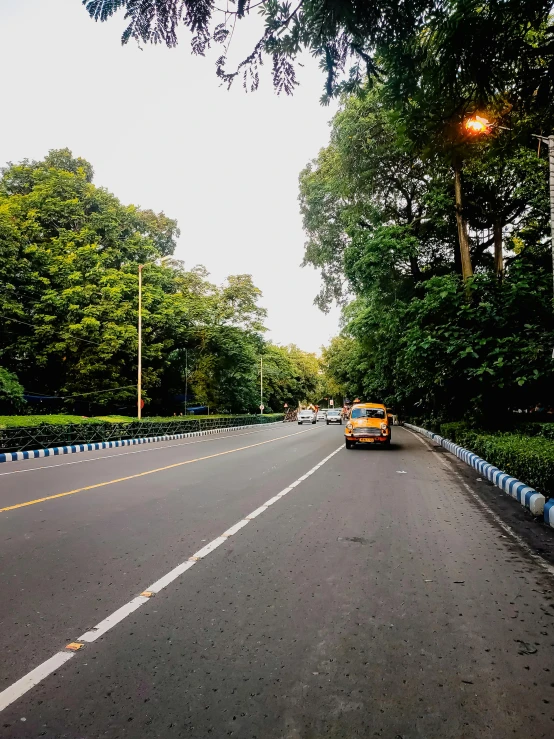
[{"left": 0, "top": 443, "right": 344, "bottom": 714}]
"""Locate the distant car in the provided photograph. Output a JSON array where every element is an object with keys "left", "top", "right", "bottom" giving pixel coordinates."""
[
  {"left": 325, "top": 409, "right": 342, "bottom": 425},
  {"left": 298, "top": 409, "right": 316, "bottom": 425},
  {"left": 316, "top": 410, "right": 327, "bottom": 421}
]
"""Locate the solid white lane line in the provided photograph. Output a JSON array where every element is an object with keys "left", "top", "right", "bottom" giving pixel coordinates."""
[
  {"left": 222, "top": 520, "right": 249, "bottom": 537},
  {"left": 78, "top": 596, "right": 149, "bottom": 643},
  {"left": 245, "top": 505, "right": 268, "bottom": 520},
  {"left": 0, "top": 426, "right": 301, "bottom": 477},
  {"left": 146, "top": 561, "right": 196, "bottom": 593},
  {"left": 0, "top": 652, "right": 74, "bottom": 712},
  {"left": 264, "top": 494, "right": 282, "bottom": 506},
  {"left": 0, "top": 442, "right": 343, "bottom": 714},
  {"left": 192, "top": 537, "right": 228, "bottom": 559}
]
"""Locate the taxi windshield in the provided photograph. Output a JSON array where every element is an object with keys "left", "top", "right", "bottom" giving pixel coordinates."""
[{"left": 351, "top": 407, "right": 385, "bottom": 419}]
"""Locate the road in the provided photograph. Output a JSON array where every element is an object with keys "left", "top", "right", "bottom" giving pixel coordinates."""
[{"left": 0, "top": 421, "right": 553, "bottom": 738}]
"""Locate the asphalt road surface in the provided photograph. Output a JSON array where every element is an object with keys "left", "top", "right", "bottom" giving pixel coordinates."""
[{"left": 1, "top": 422, "right": 553, "bottom": 738}]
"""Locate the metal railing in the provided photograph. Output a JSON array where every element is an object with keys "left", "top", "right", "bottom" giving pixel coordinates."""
[{"left": 0, "top": 415, "right": 284, "bottom": 453}]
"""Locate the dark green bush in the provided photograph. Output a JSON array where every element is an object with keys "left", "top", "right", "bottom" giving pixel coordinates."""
[
  {"left": 517, "top": 422, "right": 554, "bottom": 441},
  {"left": 446, "top": 429, "right": 554, "bottom": 499},
  {"left": 439, "top": 421, "right": 470, "bottom": 442}
]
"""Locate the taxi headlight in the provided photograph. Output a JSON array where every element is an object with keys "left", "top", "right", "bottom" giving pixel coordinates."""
[
  {"left": 346, "top": 423, "right": 353, "bottom": 430},
  {"left": 380, "top": 423, "right": 388, "bottom": 431}
]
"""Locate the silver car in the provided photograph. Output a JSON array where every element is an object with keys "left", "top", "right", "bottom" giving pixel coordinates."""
[
  {"left": 325, "top": 410, "right": 342, "bottom": 425},
  {"left": 297, "top": 409, "right": 316, "bottom": 425}
]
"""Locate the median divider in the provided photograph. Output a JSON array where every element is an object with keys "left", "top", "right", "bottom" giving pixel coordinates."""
[
  {"left": 405, "top": 423, "right": 546, "bottom": 518},
  {"left": 0, "top": 422, "right": 284, "bottom": 465}
]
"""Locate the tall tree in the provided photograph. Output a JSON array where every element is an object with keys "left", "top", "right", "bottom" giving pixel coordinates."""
[
  {"left": 0, "top": 149, "right": 301, "bottom": 415},
  {"left": 302, "top": 87, "right": 554, "bottom": 420},
  {"left": 83, "top": 0, "right": 554, "bottom": 108}
]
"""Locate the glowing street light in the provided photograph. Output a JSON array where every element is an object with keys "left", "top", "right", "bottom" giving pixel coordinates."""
[
  {"left": 463, "top": 113, "right": 554, "bottom": 357},
  {"left": 464, "top": 115, "right": 492, "bottom": 134}
]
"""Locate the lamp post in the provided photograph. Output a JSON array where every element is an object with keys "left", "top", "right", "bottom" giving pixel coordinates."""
[
  {"left": 260, "top": 355, "right": 263, "bottom": 415},
  {"left": 184, "top": 348, "right": 188, "bottom": 415},
  {"left": 137, "top": 256, "right": 171, "bottom": 419},
  {"left": 138, "top": 264, "right": 143, "bottom": 420},
  {"left": 531, "top": 134, "right": 554, "bottom": 309},
  {"left": 464, "top": 117, "right": 554, "bottom": 355}
]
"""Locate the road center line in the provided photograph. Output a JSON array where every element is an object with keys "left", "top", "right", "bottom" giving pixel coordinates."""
[
  {"left": 0, "top": 425, "right": 293, "bottom": 477},
  {"left": 0, "top": 442, "right": 344, "bottom": 713},
  {"left": 0, "top": 428, "right": 311, "bottom": 513}
]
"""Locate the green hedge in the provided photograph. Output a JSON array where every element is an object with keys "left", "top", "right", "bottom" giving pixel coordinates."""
[
  {"left": 0, "top": 413, "right": 284, "bottom": 429},
  {"left": 0, "top": 414, "right": 285, "bottom": 453},
  {"left": 517, "top": 422, "right": 554, "bottom": 441},
  {"left": 439, "top": 421, "right": 470, "bottom": 442},
  {"left": 438, "top": 423, "right": 554, "bottom": 499}
]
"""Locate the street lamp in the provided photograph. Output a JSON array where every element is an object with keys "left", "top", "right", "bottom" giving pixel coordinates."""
[
  {"left": 464, "top": 115, "right": 492, "bottom": 134},
  {"left": 531, "top": 134, "right": 554, "bottom": 321},
  {"left": 137, "top": 256, "right": 171, "bottom": 420},
  {"left": 464, "top": 116, "right": 554, "bottom": 355},
  {"left": 259, "top": 355, "right": 263, "bottom": 415}
]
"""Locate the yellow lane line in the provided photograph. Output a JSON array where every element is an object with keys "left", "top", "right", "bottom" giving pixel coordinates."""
[{"left": 0, "top": 429, "right": 310, "bottom": 514}]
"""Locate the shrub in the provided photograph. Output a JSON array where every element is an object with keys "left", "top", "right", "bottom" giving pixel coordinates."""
[
  {"left": 0, "top": 412, "right": 284, "bottom": 429},
  {"left": 446, "top": 429, "right": 554, "bottom": 499},
  {"left": 439, "top": 421, "right": 471, "bottom": 442},
  {"left": 0, "top": 368, "right": 25, "bottom": 412},
  {"left": 517, "top": 422, "right": 554, "bottom": 441}
]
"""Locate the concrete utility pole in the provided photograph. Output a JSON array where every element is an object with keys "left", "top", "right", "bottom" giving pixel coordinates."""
[
  {"left": 138, "top": 264, "right": 143, "bottom": 420},
  {"left": 532, "top": 134, "right": 554, "bottom": 357},
  {"left": 464, "top": 118, "right": 554, "bottom": 319},
  {"left": 548, "top": 136, "right": 554, "bottom": 304},
  {"left": 453, "top": 164, "right": 474, "bottom": 282},
  {"left": 137, "top": 256, "right": 170, "bottom": 419},
  {"left": 260, "top": 356, "right": 263, "bottom": 415},
  {"left": 184, "top": 349, "right": 188, "bottom": 415}
]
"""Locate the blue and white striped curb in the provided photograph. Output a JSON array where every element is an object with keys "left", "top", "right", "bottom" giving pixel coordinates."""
[
  {"left": 405, "top": 423, "right": 546, "bottom": 518},
  {"left": 545, "top": 499, "right": 554, "bottom": 529},
  {"left": 0, "top": 422, "right": 283, "bottom": 465}
]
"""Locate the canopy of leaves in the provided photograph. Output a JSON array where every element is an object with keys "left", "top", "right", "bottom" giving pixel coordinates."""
[
  {"left": 302, "top": 86, "right": 554, "bottom": 422},
  {"left": 0, "top": 367, "right": 25, "bottom": 412},
  {"left": 0, "top": 150, "right": 319, "bottom": 415},
  {"left": 83, "top": 0, "right": 554, "bottom": 112}
]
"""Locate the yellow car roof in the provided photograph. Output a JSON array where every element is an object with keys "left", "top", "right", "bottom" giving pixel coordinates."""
[{"left": 352, "top": 402, "right": 386, "bottom": 409}]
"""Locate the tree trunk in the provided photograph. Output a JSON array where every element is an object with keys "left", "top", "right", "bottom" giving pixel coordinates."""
[
  {"left": 409, "top": 255, "right": 421, "bottom": 280},
  {"left": 493, "top": 218, "right": 504, "bottom": 277},
  {"left": 454, "top": 165, "right": 473, "bottom": 281}
]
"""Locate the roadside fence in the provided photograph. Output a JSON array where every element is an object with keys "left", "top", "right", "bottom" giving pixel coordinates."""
[{"left": 0, "top": 415, "right": 284, "bottom": 454}]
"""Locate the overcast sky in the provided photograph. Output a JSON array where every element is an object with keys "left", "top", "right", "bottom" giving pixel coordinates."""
[{"left": 0, "top": 0, "right": 341, "bottom": 353}]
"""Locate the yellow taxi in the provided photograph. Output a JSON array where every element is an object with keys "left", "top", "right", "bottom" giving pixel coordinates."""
[{"left": 344, "top": 402, "right": 391, "bottom": 449}]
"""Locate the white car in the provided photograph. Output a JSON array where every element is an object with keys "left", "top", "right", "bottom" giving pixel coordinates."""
[
  {"left": 317, "top": 410, "right": 327, "bottom": 421},
  {"left": 297, "top": 409, "right": 316, "bottom": 425},
  {"left": 325, "top": 409, "right": 342, "bottom": 425}
]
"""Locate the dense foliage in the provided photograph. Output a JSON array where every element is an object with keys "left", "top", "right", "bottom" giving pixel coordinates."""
[
  {"left": 437, "top": 422, "right": 554, "bottom": 498},
  {"left": 0, "top": 367, "right": 25, "bottom": 412},
  {"left": 83, "top": 0, "right": 554, "bottom": 112},
  {"left": 301, "top": 85, "right": 554, "bottom": 422},
  {"left": 0, "top": 150, "right": 319, "bottom": 415}
]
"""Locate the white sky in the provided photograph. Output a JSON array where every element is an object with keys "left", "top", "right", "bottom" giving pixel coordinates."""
[{"left": 0, "top": 0, "right": 341, "bottom": 353}]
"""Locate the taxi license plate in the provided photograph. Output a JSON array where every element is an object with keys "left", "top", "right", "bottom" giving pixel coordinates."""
[{"left": 359, "top": 438, "right": 375, "bottom": 443}]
